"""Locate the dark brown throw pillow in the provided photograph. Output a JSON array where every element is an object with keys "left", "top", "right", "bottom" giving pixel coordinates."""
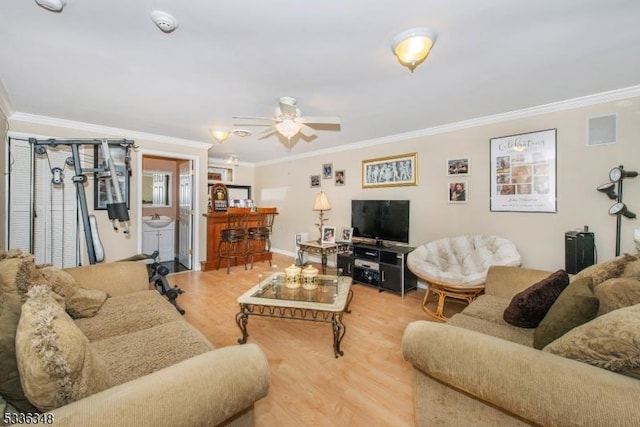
[
  {"left": 533, "top": 277, "right": 599, "bottom": 349},
  {"left": 503, "top": 270, "right": 570, "bottom": 328}
]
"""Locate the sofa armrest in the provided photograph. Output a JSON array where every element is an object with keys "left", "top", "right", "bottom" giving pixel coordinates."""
[
  {"left": 50, "top": 344, "right": 270, "bottom": 427},
  {"left": 64, "top": 262, "right": 150, "bottom": 296},
  {"left": 402, "top": 321, "right": 640, "bottom": 426},
  {"left": 484, "top": 265, "right": 551, "bottom": 299}
]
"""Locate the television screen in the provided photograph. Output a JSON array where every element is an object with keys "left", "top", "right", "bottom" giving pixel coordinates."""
[{"left": 351, "top": 200, "right": 410, "bottom": 244}]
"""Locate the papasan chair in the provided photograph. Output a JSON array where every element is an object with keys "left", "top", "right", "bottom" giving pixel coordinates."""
[{"left": 407, "top": 235, "right": 521, "bottom": 321}]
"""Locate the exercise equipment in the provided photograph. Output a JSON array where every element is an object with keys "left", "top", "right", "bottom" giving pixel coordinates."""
[
  {"left": 30, "top": 138, "right": 133, "bottom": 264},
  {"left": 120, "top": 251, "right": 186, "bottom": 315}
]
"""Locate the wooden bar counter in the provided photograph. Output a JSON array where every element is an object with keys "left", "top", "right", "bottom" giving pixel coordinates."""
[{"left": 201, "top": 211, "right": 277, "bottom": 271}]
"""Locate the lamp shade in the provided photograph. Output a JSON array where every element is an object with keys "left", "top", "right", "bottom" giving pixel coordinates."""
[
  {"left": 392, "top": 27, "right": 437, "bottom": 71},
  {"left": 313, "top": 191, "right": 331, "bottom": 211}
]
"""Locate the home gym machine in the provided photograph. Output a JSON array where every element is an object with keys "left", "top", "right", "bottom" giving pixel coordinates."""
[{"left": 29, "top": 138, "right": 185, "bottom": 314}]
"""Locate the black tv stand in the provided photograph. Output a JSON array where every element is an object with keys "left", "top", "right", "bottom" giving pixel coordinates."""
[{"left": 337, "top": 243, "right": 417, "bottom": 297}]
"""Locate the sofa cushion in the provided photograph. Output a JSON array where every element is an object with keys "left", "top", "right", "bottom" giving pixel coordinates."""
[
  {"left": 91, "top": 319, "right": 214, "bottom": 385},
  {"left": 74, "top": 290, "right": 183, "bottom": 341},
  {"left": 503, "top": 270, "right": 569, "bottom": 328},
  {"left": 0, "top": 293, "right": 37, "bottom": 413},
  {"left": 533, "top": 277, "right": 599, "bottom": 350},
  {"left": 448, "top": 313, "right": 534, "bottom": 347},
  {"left": 15, "top": 286, "right": 113, "bottom": 411},
  {"left": 459, "top": 294, "right": 511, "bottom": 324},
  {"left": 595, "top": 278, "right": 640, "bottom": 316},
  {"left": 543, "top": 303, "right": 640, "bottom": 373},
  {"left": 38, "top": 265, "right": 107, "bottom": 318},
  {"left": 0, "top": 255, "right": 45, "bottom": 297},
  {"left": 573, "top": 253, "right": 640, "bottom": 285}
]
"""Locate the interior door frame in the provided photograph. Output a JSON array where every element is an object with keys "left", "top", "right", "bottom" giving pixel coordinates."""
[{"left": 137, "top": 148, "right": 200, "bottom": 269}]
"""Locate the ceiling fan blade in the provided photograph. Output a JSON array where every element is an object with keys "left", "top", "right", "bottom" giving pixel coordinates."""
[
  {"left": 298, "top": 116, "right": 341, "bottom": 125},
  {"left": 299, "top": 124, "right": 317, "bottom": 138},
  {"left": 232, "top": 115, "right": 275, "bottom": 121}
]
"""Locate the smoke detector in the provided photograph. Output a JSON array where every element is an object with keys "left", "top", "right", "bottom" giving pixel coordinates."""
[
  {"left": 151, "top": 10, "right": 178, "bottom": 33},
  {"left": 35, "top": 0, "right": 66, "bottom": 12}
]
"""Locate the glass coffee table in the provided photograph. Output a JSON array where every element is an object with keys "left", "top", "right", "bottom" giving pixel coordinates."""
[{"left": 236, "top": 273, "right": 353, "bottom": 358}]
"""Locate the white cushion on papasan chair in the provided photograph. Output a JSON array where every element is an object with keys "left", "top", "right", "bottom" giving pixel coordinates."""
[{"left": 407, "top": 235, "right": 522, "bottom": 286}]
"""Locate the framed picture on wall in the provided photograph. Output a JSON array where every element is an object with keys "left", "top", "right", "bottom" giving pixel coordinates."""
[
  {"left": 94, "top": 145, "right": 130, "bottom": 210},
  {"left": 310, "top": 174, "right": 321, "bottom": 187},
  {"left": 448, "top": 181, "right": 468, "bottom": 203},
  {"left": 335, "top": 169, "right": 345, "bottom": 186},
  {"left": 323, "top": 163, "right": 333, "bottom": 179},
  {"left": 362, "top": 152, "right": 418, "bottom": 188},
  {"left": 447, "top": 157, "right": 470, "bottom": 176},
  {"left": 490, "top": 129, "right": 557, "bottom": 213}
]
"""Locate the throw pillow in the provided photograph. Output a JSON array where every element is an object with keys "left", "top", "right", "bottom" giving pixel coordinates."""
[
  {"left": 594, "top": 278, "right": 640, "bottom": 316},
  {"left": 38, "top": 266, "right": 78, "bottom": 299},
  {"left": 66, "top": 288, "right": 108, "bottom": 318},
  {"left": 573, "top": 253, "right": 639, "bottom": 286},
  {"left": 15, "top": 286, "right": 113, "bottom": 411},
  {"left": 503, "top": 269, "right": 570, "bottom": 328},
  {"left": 0, "top": 293, "right": 38, "bottom": 413},
  {"left": 543, "top": 303, "right": 640, "bottom": 372},
  {"left": 533, "top": 277, "right": 599, "bottom": 349},
  {"left": 37, "top": 265, "right": 107, "bottom": 318}
]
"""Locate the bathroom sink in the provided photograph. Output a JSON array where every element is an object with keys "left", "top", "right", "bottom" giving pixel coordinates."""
[{"left": 143, "top": 216, "right": 174, "bottom": 228}]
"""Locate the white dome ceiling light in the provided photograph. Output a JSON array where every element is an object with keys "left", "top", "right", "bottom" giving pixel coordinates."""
[
  {"left": 34, "top": 0, "right": 66, "bottom": 12},
  {"left": 151, "top": 10, "right": 178, "bottom": 33}
]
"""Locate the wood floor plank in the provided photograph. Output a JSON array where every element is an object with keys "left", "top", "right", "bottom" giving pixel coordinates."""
[{"left": 167, "top": 254, "right": 458, "bottom": 426}]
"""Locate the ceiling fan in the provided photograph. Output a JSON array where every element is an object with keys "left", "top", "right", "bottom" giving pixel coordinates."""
[{"left": 233, "top": 96, "right": 341, "bottom": 140}]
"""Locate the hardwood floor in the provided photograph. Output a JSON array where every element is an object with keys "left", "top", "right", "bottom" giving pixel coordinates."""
[{"left": 168, "top": 254, "right": 461, "bottom": 427}]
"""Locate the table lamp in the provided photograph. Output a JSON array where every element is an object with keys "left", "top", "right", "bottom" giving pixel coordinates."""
[{"left": 313, "top": 191, "right": 331, "bottom": 242}]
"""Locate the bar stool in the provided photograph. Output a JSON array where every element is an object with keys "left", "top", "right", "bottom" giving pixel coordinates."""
[
  {"left": 247, "top": 207, "right": 277, "bottom": 269},
  {"left": 217, "top": 207, "right": 251, "bottom": 274}
]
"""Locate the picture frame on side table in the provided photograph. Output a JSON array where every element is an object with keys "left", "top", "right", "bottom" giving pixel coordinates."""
[
  {"left": 339, "top": 226, "right": 353, "bottom": 243},
  {"left": 362, "top": 153, "right": 417, "bottom": 188},
  {"left": 448, "top": 181, "right": 468, "bottom": 203},
  {"left": 321, "top": 226, "right": 336, "bottom": 244},
  {"left": 447, "top": 157, "right": 470, "bottom": 176},
  {"left": 490, "top": 128, "right": 557, "bottom": 213}
]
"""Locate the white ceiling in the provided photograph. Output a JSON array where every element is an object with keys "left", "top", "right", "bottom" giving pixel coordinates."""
[{"left": 2, "top": 1, "right": 640, "bottom": 164}]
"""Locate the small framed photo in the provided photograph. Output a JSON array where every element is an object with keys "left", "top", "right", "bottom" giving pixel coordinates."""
[
  {"left": 448, "top": 181, "right": 468, "bottom": 203},
  {"left": 334, "top": 169, "right": 345, "bottom": 186},
  {"left": 447, "top": 157, "right": 470, "bottom": 176},
  {"left": 321, "top": 226, "right": 336, "bottom": 244},
  {"left": 339, "top": 226, "right": 353, "bottom": 243},
  {"left": 295, "top": 232, "right": 309, "bottom": 247},
  {"left": 310, "top": 174, "right": 321, "bottom": 187},
  {"left": 323, "top": 163, "right": 333, "bottom": 179}
]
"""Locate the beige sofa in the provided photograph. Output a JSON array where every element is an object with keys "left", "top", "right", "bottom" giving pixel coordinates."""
[
  {"left": 1, "top": 252, "right": 270, "bottom": 426},
  {"left": 402, "top": 259, "right": 640, "bottom": 426}
]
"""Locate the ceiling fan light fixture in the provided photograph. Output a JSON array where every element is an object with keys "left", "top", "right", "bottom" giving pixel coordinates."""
[
  {"left": 392, "top": 27, "right": 437, "bottom": 72},
  {"left": 35, "top": 0, "right": 66, "bottom": 12},
  {"left": 275, "top": 120, "right": 303, "bottom": 139}
]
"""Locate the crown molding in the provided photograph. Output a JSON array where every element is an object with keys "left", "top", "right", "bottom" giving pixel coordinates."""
[
  {"left": 255, "top": 84, "right": 640, "bottom": 167},
  {"left": 9, "top": 112, "right": 213, "bottom": 150}
]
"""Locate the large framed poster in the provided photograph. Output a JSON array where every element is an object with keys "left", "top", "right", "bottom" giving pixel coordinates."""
[{"left": 490, "top": 129, "right": 557, "bottom": 213}]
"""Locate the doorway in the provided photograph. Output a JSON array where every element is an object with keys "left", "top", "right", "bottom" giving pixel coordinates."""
[{"left": 140, "top": 152, "right": 196, "bottom": 272}]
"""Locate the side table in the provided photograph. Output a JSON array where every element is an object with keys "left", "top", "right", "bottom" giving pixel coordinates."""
[{"left": 297, "top": 241, "right": 349, "bottom": 274}]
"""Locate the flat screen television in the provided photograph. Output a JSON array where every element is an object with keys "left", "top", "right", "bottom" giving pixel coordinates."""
[{"left": 351, "top": 200, "right": 410, "bottom": 244}]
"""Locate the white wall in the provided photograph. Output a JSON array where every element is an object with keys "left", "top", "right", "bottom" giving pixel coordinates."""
[{"left": 255, "top": 95, "right": 640, "bottom": 271}]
